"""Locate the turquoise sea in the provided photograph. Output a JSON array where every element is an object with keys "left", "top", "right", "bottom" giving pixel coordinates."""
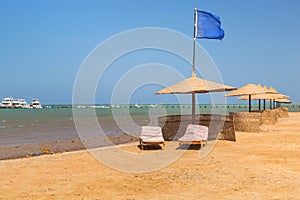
[{"left": 0, "top": 104, "right": 298, "bottom": 147}]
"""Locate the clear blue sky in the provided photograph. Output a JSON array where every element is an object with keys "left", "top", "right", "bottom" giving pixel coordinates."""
[{"left": 1, "top": 0, "right": 299, "bottom": 104}]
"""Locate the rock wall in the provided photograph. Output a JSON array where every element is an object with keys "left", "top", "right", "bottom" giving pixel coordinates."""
[
  {"left": 158, "top": 114, "right": 236, "bottom": 142},
  {"left": 158, "top": 108, "right": 289, "bottom": 140},
  {"left": 277, "top": 107, "right": 289, "bottom": 118},
  {"left": 232, "top": 112, "right": 262, "bottom": 132},
  {"left": 261, "top": 110, "right": 278, "bottom": 125},
  {"left": 232, "top": 108, "right": 289, "bottom": 132}
]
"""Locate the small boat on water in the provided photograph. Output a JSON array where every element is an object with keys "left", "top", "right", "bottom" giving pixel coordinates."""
[
  {"left": 0, "top": 97, "right": 42, "bottom": 109},
  {"left": 30, "top": 99, "right": 42, "bottom": 109},
  {"left": 12, "top": 99, "right": 29, "bottom": 108},
  {"left": 134, "top": 104, "right": 142, "bottom": 108},
  {"left": 1, "top": 97, "right": 13, "bottom": 108}
]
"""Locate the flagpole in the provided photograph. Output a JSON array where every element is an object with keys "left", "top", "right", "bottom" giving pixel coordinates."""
[
  {"left": 192, "top": 8, "right": 197, "bottom": 124},
  {"left": 192, "top": 8, "right": 197, "bottom": 76}
]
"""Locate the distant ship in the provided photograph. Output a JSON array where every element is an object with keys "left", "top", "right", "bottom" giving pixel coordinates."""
[
  {"left": 134, "top": 104, "right": 142, "bottom": 108},
  {"left": 13, "top": 99, "right": 29, "bottom": 108},
  {"left": 1, "top": 97, "right": 13, "bottom": 108},
  {"left": 30, "top": 99, "right": 42, "bottom": 109},
  {"left": 0, "top": 97, "right": 42, "bottom": 109}
]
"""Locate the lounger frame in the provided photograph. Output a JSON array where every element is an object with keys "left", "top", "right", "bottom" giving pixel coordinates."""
[
  {"left": 139, "top": 126, "right": 165, "bottom": 150},
  {"left": 178, "top": 124, "right": 208, "bottom": 149}
]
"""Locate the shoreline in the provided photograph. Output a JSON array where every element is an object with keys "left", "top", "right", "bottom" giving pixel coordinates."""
[
  {"left": 0, "top": 134, "right": 138, "bottom": 160},
  {"left": 2, "top": 111, "right": 299, "bottom": 161}
]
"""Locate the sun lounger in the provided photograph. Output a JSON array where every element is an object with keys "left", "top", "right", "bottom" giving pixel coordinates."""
[
  {"left": 178, "top": 124, "right": 208, "bottom": 148},
  {"left": 139, "top": 126, "right": 165, "bottom": 150}
]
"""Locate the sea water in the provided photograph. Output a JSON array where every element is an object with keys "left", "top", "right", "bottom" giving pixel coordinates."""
[{"left": 0, "top": 104, "right": 298, "bottom": 146}]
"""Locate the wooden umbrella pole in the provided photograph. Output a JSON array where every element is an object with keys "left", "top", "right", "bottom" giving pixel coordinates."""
[
  {"left": 249, "top": 94, "right": 251, "bottom": 112},
  {"left": 192, "top": 92, "right": 195, "bottom": 124},
  {"left": 264, "top": 99, "right": 266, "bottom": 110},
  {"left": 259, "top": 99, "right": 261, "bottom": 111}
]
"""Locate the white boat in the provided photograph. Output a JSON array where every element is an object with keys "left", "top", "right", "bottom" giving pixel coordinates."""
[
  {"left": 77, "top": 105, "right": 86, "bottom": 108},
  {"left": 18, "top": 99, "right": 29, "bottom": 108},
  {"left": 30, "top": 99, "right": 42, "bottom": 109},
  {"left": 1, "top": 97, "right": 40, "bottom": 109},
  {"left": 111, "top": 104, "right": 121, "bottom": 108},
  {"left": 12, "top": 99, "right": 28, "bottom": 108},
  {"left": 134, "top": 104, "right": 142, "bottom": 108},
  {"left": 98, "top": 105, "right": 110, "bottom": 109},
  {"left": 1, "top": 97, "right": 13, "bottom": 108},
  {"left": 149, "top": 104, "right": 157, "bottom": 108}
]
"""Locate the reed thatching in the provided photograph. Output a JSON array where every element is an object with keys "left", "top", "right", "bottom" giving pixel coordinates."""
[
  {"left": 155, "top": 76, "right": 236, "bottom": 94},
  {"left": 268, "top": 86, "right": 278, "bottom": 94},
  {"left": 275, "top": 98, "right": 292, "bottom": 104},
  {"left": 224, "top": 84, "right": 265, "bottom": 97},
  {"left": 259, "top": 84, "right": 277, "bottom": 94},
  {"left": 238, "top": 93, "right": 290, "bottom": 100}
]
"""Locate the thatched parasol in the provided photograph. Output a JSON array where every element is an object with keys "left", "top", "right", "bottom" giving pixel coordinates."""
[
  {"left": 275, "top": 98, "right": 292, "bottom": 104},
  {"left": 238, "top": 93, "right": 289, "bottom": 100},
  {"left": 155, "top": 73, "right": 236, "bottom": 124},
  {"left": 257, "top": 84, "right": 271, "bottom": 110},
  {"left": 225, "top": 84, "right": 266, "bottom": 112},
  {"left": 268, "top": 86, "right": 278, "bottom": 94},
  {"left": 261, "top": 85, "right": 274, "bottom": 110},
  {"left": 155, "top": 74, "right": 236, "bottom": 94},
  {"left": 238, "top": 90, "right": 290, "bottom": 110},
  {"left": 266, "top": 87, "right": 288, "bottom": 109}
]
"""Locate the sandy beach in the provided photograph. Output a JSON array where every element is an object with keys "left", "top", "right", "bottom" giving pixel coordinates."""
[{"left": 0, "top": 113, "right": 299, "bottom": 199}]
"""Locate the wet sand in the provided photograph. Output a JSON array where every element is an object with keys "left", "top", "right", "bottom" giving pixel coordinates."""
[
  {"left": 0, "top": 113, "right": 299, "bottom": 199},
  {"left": 0, "top": 134, "right": 138, "bottom": 160}
]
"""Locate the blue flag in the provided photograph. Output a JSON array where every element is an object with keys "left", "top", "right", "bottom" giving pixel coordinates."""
[{"left": 196, "top": 10, "right": 225, "bottom": 40}]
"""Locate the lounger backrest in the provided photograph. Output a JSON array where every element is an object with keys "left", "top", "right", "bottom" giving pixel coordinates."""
[
  {"left": 185, "top": 124, "right": 208, "bottom": 140},
  {"left": 140, "top": 126, "right": 163, "bottom": 137}
]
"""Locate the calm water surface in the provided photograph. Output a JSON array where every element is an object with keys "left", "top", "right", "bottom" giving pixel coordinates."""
[{"left": 0, "top": 104, "right": 296, "bottom": 146}]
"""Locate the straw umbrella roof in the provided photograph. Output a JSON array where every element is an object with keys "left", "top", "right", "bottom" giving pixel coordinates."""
[
  {"left": 238, "top": 93, "right": 290, "bottom": 100},
  {"left": 268, "top": 87, "right": 278, "bottom": 94},
  {"left": 155, "top": 73, "right": 237, "bottom": 124},
  {"left": 258, "top": 84, "right": 276, "bottom": 94},
  {"left": 263, "top": 85, "right": 269, "bottom": 92},
  {"left": 275, "top": 99, "right": 292, "bottom": 104},
  {"left": 224, "top": 84, "right": 265, "bottom": 97},
  {"left": 155, "top": 76, "right": 236, "bottom": 94}
]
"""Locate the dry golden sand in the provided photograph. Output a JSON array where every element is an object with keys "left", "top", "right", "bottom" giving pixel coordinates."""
[{"left": 1, "top": 113, "right": 300, "bottom": 200}]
